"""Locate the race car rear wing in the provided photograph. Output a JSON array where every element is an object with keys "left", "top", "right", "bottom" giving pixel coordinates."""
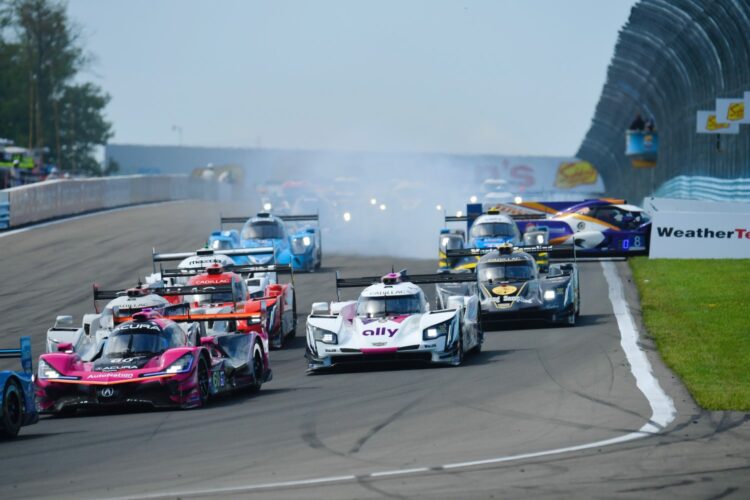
[
  {"left": 113, "top": 310, "right": 264, "bottom": 325},
  {"left": 0, "top": 336, "right": 32, "bottom": 374},
  {"left": 220, "top": 213, "right": 319, "bottom": 226},
  {"left": 445, "top": 244, "right": 575, "bottom": 259},
  {"left": 445, "top": 213, "right": 547, "bottom": 223},
  {"left": 160, "top": 263, "right": 293, "bottom": 278},
  {"left": 93, "top": 283, "right": 236, "bottom": 301},
  {"left": 152, "top": 247, "right": 275, "bottom": 263},
  {"left": 334, "top": 271, "right": 477, "bottom": 300}
]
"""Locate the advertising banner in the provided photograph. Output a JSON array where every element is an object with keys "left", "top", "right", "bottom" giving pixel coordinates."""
[
  {"left": 645, "top": 197, "right": 750, "bottom": 258},
  {"left": 715, "top": 92, "right": 750, "bottom": 125},
  {"left": 696, "top": 110, "right": 740, "bottom": 134}
]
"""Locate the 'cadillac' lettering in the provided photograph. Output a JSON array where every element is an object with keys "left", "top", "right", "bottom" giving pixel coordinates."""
[{"left": 362, "top": 327, "right": 398, "bottom": 337}]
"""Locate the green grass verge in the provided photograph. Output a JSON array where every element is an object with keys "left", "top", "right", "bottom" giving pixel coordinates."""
[{"left": 629, "top": 257, "right": 750, "bottom": 410}]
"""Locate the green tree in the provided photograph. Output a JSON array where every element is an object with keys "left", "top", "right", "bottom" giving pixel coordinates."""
[
  {"left": 57, "top": 82, "right": 112, "bottom": 174},
  {"left": 0, "top": 0, "right": 112, "bottom": 175}
]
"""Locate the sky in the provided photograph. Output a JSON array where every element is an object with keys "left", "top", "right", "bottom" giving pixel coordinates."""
[{"left": 67, "top": 0, "right": 637, "bottom": 156}]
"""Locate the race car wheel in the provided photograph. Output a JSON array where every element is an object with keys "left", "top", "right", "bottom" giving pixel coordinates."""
[
  {"left": 0, "top": 380, "right": 23, "bottom": 438},
  {"left": 472, "top": 324, "right": 484, "bottom": 354},
  {"left": 197, "top": 359, "right": 210, "bottom": 405},
  {"left": 249, "top": 343, "right": 264, "bottom": 393},
  {"left": 561, "top": 312, "right": 576, "bottom": 327}
]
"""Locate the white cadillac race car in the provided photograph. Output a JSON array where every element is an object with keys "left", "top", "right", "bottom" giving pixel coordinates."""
[{"left": 305, "top": 271, "right": 481, "bottom": 372}]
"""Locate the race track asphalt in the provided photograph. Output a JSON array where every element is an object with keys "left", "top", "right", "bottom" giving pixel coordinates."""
[{"left": 0, "top": 201, "right": 748, "bottom": 499}]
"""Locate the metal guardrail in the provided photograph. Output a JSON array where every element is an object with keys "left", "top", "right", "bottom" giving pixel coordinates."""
[
  {"left": 653, "top": 175, "right": 750, "bottom": 202},
  {"left": 0, "top": 175, "right": 238, "bottom": 229},
  {"left": 577, "top": 0, "right": 750, "bottom": 202}
]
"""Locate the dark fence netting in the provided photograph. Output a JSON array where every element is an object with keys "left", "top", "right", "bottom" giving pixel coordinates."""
[{"left": 577, "top": 0, "right": 750, "bottom": 201}]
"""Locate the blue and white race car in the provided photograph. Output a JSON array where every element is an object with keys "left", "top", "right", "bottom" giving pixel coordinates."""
[
  {"left": 219, "top": 213, "right": 322, "bottom": 272},
  {"left": 0, "top": 337, "right": 38, "bottom": 438},
  {"left": 206, "top": 230, "right": 250, "bottom": 265},
  {"left": 439, "top": 209, "right": 533, "bottom": 272}
]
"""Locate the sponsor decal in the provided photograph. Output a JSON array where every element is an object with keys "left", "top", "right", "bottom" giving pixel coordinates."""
[
  {"left": 656, "top": 227, "right": 750, "bottom": 240},
  {"left": 727, "top": 102, "right": 744, "bottom": 121},
  {"left": 491, "top": 285, "right": 517, "bottom": 296},
  {"left": 99, "top": 387, "right": 116, "bottom": 398},
  {"left": 87, "top": 372, "right": 134, "bottom": 379},
  {"left": 118, "top": 322, "right": 160, "bottom": 331},
  {"left": 362, "top": 327, "right": 399, "bottom": 337},
  {"left": 101, "top": 365, "right": 138, "bottom": 371},
  {"left": 554, "top": 161, "right": 598, "bottom": 189},
  {"left": 707, "top": 115, "right": 729, "bottom": 131}
]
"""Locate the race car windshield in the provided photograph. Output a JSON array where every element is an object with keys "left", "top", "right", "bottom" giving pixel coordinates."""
[
  {"left": 190, "top": 292, "right": 234, "bottom": 305},
  {"left": 104, "top": 327, "right": 171, "bottom": 357},
  {"left": 478, "top": 262, "right": 534, "bottom": 282},
  {"left": 242, "top": 221, "right": 284, "bottom": 240},
  {"left": 356, "top": 294, "right": 421, "bottom": 318},
  {"left": 210, "top": 239, "right": 232, "bottom": 250},
  {"left": 114, "top": 307, "right": 144, "bottom": 319},
  {"left": 470, "top": 222, "right": 516, "bottom": 238}
]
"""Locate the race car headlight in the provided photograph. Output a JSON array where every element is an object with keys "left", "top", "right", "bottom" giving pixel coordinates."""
[
  {"left": 165, "top": 353, "right": 194, "bottom": 374},
  {"left": 312, "top": 327, "right": 337, "bottom": 345},
  {"left": 246, "top": 315, "right": 262, "bottom": 326},
  {"left": 544, "top": 290, "right": 556, "bottom": 301},
  {"left": 38, "top": 360, "right": 62, "bottom": 379},
  {"left": 423, "top": 320, "right": 450, "bottom": 340},
  {"left": 291, "top": 237, "right": 312, "bottom": 254}
]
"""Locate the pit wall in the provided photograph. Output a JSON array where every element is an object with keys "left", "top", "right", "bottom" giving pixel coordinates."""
[{"left": 1, "top": 175, "right": 235, "bottom": 229}]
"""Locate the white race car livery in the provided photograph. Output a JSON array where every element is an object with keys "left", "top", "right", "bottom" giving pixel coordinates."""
[{"left": 305, "top": 271, "right": 481, "bottom": 371}]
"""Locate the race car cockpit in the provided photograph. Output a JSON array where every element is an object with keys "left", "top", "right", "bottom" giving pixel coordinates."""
[
  {"left": 356, "top": 294, "right": 424, "bottom": 318},
  {"left": 470, "top": 221, "right": 518, "bottom": 239},
  {"left": 242, "top": 220, "right": 286, "bottom": 240},
  {"left": 477, "top": 259, "right": 536, "bottom": 283}
]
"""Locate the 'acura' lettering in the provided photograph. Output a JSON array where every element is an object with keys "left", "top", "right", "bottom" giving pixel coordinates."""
[{"left": 362, "top": 328, "right": 398, "bottom": 337}]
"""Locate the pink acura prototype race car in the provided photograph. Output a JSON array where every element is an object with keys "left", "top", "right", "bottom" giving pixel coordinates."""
[{"left": 35, "top": 310, "right": 272, "bottom": 414}]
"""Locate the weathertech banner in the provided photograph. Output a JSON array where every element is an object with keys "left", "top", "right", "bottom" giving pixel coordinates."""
[{"left": 645, "top": 198, "right": 750, "bottom": 258}]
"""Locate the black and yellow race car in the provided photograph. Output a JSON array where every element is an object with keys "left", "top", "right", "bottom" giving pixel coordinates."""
[{"left": 437, "top": 244, "right": 579, "bottom": 329}]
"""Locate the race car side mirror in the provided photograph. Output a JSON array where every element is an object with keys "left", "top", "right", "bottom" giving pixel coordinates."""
[
  {"left": 57, "top": 342, "right": 73, "bottom": 353},
  {"left": 200, "top": 336, "right": 217, "bottom": 347},
  {"left": 54, "top": 315, "right": 74, "bottom": 328},
  {"left": 311, "top": 302, "right": 328, "bottom": 315}
]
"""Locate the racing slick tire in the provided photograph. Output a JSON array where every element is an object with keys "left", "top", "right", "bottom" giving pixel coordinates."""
[
  {"left": 0, "top": 380, "right": 23, "bottom": 438},
  {"left": 248, "top": 342, "right": 265, "bottom": 393},
  {"left": 558, "top": 312, "right": 576, "bottom": 327},
  {"left": 472, "top": 324, "right": 484, "bottom": 354},
  {"left": 197, "top": 358, "right": 211, "bottom": 406}
]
